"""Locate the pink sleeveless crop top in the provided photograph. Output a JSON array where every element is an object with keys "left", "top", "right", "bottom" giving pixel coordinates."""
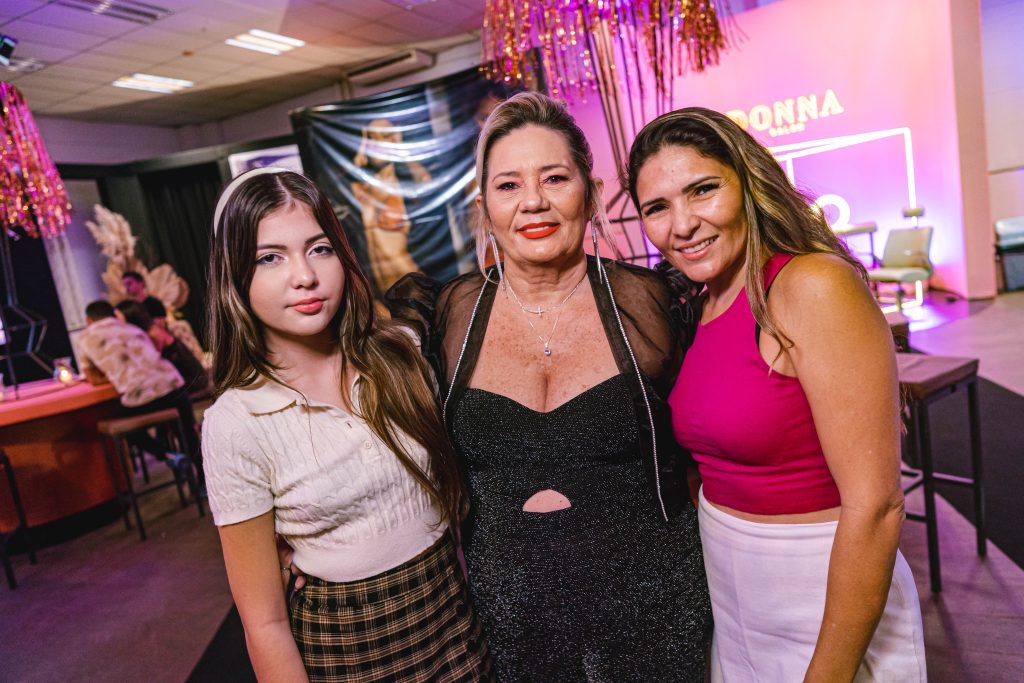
[{"left": 669, "top": 253, "right": 841, "bottom": 515}]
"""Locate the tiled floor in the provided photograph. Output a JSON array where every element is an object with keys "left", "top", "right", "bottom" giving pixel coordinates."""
[{"left": 1, "top": 290, "right": 1022, "bottom": 681}]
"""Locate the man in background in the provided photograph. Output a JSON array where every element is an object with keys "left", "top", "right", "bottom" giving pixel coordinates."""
[{"left": 77, "top": 300, "right": 199, "bottom": 470}]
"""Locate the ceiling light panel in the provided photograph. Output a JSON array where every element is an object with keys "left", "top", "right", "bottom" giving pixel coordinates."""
[
  {"left": 225, "top": 29, "right": 305, "bottom": 56},
  {"left": 54, "top": 0, "right": 175, "bottom": 25},
  {"left": 112, "top": 72, "right": 193, "bottom": 93}
]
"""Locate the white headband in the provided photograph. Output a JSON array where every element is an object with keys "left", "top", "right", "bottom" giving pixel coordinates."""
[{"left": 212, "top": 166, "right": 292, "bottom": 235}]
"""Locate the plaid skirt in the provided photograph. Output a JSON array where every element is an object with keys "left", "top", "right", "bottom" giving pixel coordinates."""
[{"left": 290, "top": 533, "right": 493, "bottom": 682}]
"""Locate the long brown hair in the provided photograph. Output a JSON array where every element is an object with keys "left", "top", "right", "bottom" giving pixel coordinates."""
[
  {"left": 626, "top": 107, "right": 866, "bottom": 350},
  {"left": 207, "top": 171, "right": 465, "bottom": 522}
]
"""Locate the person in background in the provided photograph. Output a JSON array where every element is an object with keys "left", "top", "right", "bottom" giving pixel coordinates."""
[
  {"left": 627, "top": 107, "right": 926, "bottom": 681},
  {"left": 122, "top": 270, "right": 163, "bottom": 311},
  {"left": 77, "top": 299, "right": 198, "bottom": 466},
  {"left": 202, "top": 168, "right": 492, "bottom": 682},
  {"left": 115, "top": 300, "right": 209, "bottom": 397}
]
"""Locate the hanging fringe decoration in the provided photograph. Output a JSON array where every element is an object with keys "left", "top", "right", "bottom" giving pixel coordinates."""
[
  {"left": 0, "top": 82, "right": 71, "bottom": 239},
  {"left": 481, "top": 0, "right": 735, "bottom": 105}
]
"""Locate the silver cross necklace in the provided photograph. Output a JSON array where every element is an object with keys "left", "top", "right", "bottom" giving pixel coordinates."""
[{"left": 506, "top": 272, "right": 587, "bottom": 356}]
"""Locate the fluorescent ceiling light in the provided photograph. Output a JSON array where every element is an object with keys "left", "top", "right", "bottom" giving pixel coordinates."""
[
  {"left": 248, "top": 29, "right": 305, "bottom": 48},
  {"left": 113, "top": 80, "right": 175, "bottom": 93},
  {"left": 226, "top": 29, "right": 305, "bottom": 55},
  {"left": 112, "top": 72, "right": 193, "bottom": 93},
  {"left": 225, "top": 38, "right": 281, "bottom": 55}
]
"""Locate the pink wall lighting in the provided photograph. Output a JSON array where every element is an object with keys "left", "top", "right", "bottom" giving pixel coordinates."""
[{"left": 570, "top": 0, "right": 994, "bottom": 297}]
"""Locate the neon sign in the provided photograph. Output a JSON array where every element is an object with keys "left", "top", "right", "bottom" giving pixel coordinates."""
[{"left": 727, "top": 89, "right": 846, "bottom": 138}]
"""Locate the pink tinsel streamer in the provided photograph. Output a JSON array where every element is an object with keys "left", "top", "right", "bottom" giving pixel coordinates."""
[
  {"left": 480, "top": 0, "right": 735, "bottom": 104},
  {"left": 1, "top": 82, "right": 71, "bottom": 239}
]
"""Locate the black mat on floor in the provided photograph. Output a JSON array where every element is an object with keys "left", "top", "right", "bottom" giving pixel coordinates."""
[
  {"left": 917, "top": 376, "right": 1024, "bottom": 570},
  {"left": 187, "top": 605, "right": 256, "bottom": 683}
]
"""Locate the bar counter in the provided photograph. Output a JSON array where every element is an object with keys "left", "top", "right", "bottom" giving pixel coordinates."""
[{"left": 0, "top": 379, "right": 121, "bottom": 531}]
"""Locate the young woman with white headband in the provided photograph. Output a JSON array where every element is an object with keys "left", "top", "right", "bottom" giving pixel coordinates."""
[{"left": 201, "top": 168, "right": 492, "bottom": 681}]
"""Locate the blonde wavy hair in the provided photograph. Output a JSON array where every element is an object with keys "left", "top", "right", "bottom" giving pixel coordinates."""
[{"left": 473, "top": 91, "right": 615, "bottom": 275}]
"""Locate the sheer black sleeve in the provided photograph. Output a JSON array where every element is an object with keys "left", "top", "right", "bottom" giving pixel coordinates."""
[{"left": 385, "top": 272, "right": 446, "bottom": 386}]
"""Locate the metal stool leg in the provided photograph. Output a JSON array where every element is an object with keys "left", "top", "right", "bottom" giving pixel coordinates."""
[
  {"left": 101, "top": 436, "right": 132, "bottom": 532},
  {"left": 3, "top": 461, "right": 37, "bottom": 565},
  {"left": 967, "top": 378, "right": 987, "bottom": 557},
  {"left": 1, "top": 545, "right": 14, "bottom": 589},
  {"left": 173, "top": 417, "right": 206, "bottom": 519},
  {"left": 115, "top": 437, "right": 147, "bottom": 541},
  {"left": 914, "top": 401, "right": 942, "bottom": 593}
]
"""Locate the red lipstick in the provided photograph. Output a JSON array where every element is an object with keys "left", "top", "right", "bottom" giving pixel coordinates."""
[{"left": 517, "top": 222, "right": 560, "bottom": 240}]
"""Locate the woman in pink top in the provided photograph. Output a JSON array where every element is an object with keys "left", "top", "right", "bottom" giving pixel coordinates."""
[{"left": 626, "top": 108, "right": 926, "bottom": 682}]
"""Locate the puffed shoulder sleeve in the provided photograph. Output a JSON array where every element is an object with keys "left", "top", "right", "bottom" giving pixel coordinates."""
[
  {"left": 385, "top": 272, "right": 445, "bottom": 382},
  {"left": 200, "top": 400, "right": 274, "bottom": 527},
  {"left": 654, "top": 260, "right": 701, "bottom": 350}
]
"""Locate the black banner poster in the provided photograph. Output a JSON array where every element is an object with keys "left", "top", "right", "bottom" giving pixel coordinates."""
[{"left": 291, "top": 68, "right": 514, "bottom": 295}]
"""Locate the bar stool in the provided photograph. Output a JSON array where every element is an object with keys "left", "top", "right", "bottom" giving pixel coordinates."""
[
  {"left": 885, "top": 311, "right": 911, "bottom": 352},
  {"left": 97, "top": 408, "right": 205, "bottom": 541},
  {"left": 897, "top": 353, "right": 986, "bottom": 593},
  {"left": 1, "top": 449, "right": 38, "bottom": 589}
]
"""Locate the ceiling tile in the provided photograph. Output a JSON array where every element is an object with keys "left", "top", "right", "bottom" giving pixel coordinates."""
[
  {"left": 374, "top": 7, "right": 447, "bottom": 35},
  {"left": 146, "top": 10, "right": 250, "bottom": 40},
  {"left": 0, "top": 19, "right": 111, "bottom": 51},
  {"left": 15, "top": 75, "right": 95, "bottom": 96},
  {"left": 117, "top": 26, "right": 218, "bottom": 51},
  {"left": 284, "top": 4, "right": 364, "bottom": 32},
  {"left": 93, "top": 38, "right": 188, "bottom": 62},
  {"left": 277, "top": 44, "right": 354, "bottom": 65},
  {"left": 32, "top": 63, "right": 121, "bottom": 85},
  {"left": 62, "top": 52, "right": 150, "bottom": 73},
  {"left": 18, "top": 4, "right": 145, "bottom": 38},
  {"left": 335, "top": 21, "right": 416, "bottom": 46},
  {"left": 2, "top": 38, "right": 78, "bottom": 63},
  {"left": 157, "top": 54, "right": 239, "bottom": 76},
  {"left": 0, "top": 0, "right": 48, "bottom": 21},
  {"left": 192, "top": 42, "right": 272, "bottom": 65},
  {"left": 318, "top": 0, "right": 402, "bottom": 22}
]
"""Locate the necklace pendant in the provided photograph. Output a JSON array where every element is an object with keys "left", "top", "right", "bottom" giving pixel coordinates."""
[{"left": 543, "top": 343, "right": 551, "bottom": 356}]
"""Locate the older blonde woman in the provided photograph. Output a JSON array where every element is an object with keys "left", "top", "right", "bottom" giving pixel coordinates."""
[{"left": 389, "top": 92, "right": 712, "bottom": 681}]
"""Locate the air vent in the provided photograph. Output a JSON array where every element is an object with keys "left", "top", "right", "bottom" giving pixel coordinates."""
[
  {"left": 53, "top": 0, "right": 174, "bottom": 25},
  {"left": 345, "top": 49, "right": 435, "bottom": 86}
]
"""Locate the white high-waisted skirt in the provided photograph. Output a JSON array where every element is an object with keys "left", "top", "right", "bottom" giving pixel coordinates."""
[{"left": 699, "top": 488, "right": 927, "bottom": 682}]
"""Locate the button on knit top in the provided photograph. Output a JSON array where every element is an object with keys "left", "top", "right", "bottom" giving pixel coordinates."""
[
  {"left": 202, "top": 376, "right": 444, "bottom": 582},
  {"left": 669, "top": 253, "right": 842, "bottom": 515}
]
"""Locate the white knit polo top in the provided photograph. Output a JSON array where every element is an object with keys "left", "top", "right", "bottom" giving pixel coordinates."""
[{"left": 201, "top": 375, "right": 445, "bottom": 581}]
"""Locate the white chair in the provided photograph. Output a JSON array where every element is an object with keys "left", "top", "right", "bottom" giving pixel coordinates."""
[{"left": 868, "top": 226, "right": 934, "bottom": 313}]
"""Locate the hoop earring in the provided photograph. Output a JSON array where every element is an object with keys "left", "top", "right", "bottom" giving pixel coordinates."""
[{"left": 488, "top": 230, "right": 506, "bottom": 290}]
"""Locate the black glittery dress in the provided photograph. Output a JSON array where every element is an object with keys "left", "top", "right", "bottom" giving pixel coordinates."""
[
  {"left": 387, "top": 257, "right": 713, "bottom": 682},
  {"left": 453, "top": 374, "right": 710, "bottom": 681}
]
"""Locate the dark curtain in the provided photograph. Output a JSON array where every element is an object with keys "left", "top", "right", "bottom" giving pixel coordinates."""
[
  {"left": 134, "top": 163, "right": 221, "bottom": 345},
  {"left": 0, "top": 232, "right": 74, "bottom": 383}
]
